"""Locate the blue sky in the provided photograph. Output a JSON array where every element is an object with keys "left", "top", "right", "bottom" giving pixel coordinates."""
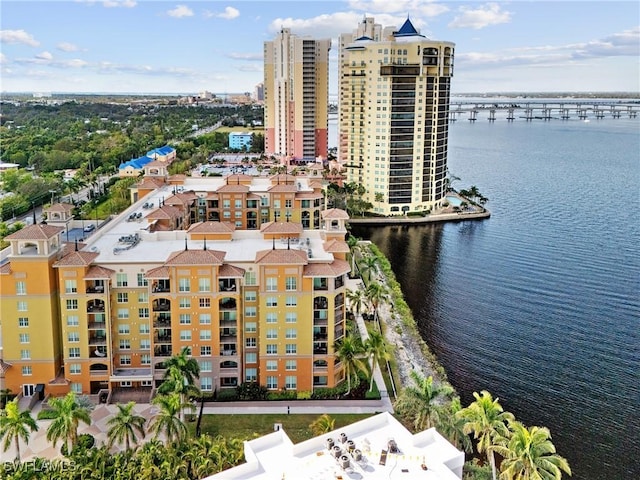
[{"left": 1, "top": 0, "right": 638, "bottom": 94}]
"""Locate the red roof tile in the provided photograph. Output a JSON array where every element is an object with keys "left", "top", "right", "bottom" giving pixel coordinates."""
[
  {"left": 255, "top": 248, "right": 308, "bottom": 265},
  {"left": 5, "top": 224, "right": 64, "bottom": 240}
]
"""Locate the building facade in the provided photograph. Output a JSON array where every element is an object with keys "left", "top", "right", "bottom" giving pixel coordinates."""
[
  {"left": 339, "top": 17, "right": 455, "bottom": 215},
  {"left": 0, "top": 172, "right": 350, "bottom": 402},
  {"left": 228, "top": 132, "right": 254, "bottom": 151},
  {"left": 264, "top": 28, "right": 331, "bottom": 163}
]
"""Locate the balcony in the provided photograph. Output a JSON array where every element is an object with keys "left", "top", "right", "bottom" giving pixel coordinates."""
[
  {"left": 154, "top": 346, "right": 173, "bottom": 357},
  {"left": 153, "top": 314, "right": 171, "bottom": 327},
  {"left": 86, "top": 283, "right": 106, "bottom": 294},
  {"left": 313, "top": 342, "right": 328, "bottom": 355},
  {"left": 219, "top": 298, "right": 237, "bottom": 310},
  {"left": 314, "top": 297, "right": 328, "bottom": 310},
  {"left": 88, "top": 320, "right": 106, "bottom": 330},
  {"left": 221, "top": 345, "right": 237, "bottom": 356},
  {"left": 88, "top": 332, "right": 107, "bottom": 346},
  {"left": 154, "top": 330, "right": 172, "bottom": 344},
  {"left": 90, "top": 346, "right": 108, "bottom": 358},
  {"left": 151, "top": 281, "right": 170, "bottom": 293},
  {"left": 87, "top": 301, "right": 105, "bottom": 313},
  {"left": 152, "top": 300, "right": 171, "bottom": 312},
  {"left": 219, "top": 280, "right": 237, "bottom": 292},
  {"left": 313, "top": 360, "right": 328, "bottom": 372}
]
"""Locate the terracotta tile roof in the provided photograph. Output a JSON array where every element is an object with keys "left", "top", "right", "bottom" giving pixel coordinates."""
[
  {"left": 169, "top": 174, "right": 187, "bottom": 180},
  {"left": 255, "top": 248, "right": 308, "bottom": 265},
  {"left": 146, "top": 160, "right": 167, "bottom": 167},
  {"left": 61, "top": 241, "right": 87, "bottom": 256},
  {"left": 54, "top": 251, "right": 99, "bottom": 267},
  {"left": 5, "top": 224, "right": 64, "bottom": 240},
  {"left": 47, "top": 203, "right": 74, "bottom": 213},
  {"left": 145, "top": 266, "right": 170, "bottom": 278},
  {"left": 0, "top": 263, "right": 12, "bottom": 275},
  {"left": 295, "top": 192, "right": 323, "bottom": 199},
  {"left": 309, "top": 180, "right": 324, "bottom": 189},
  {"left": 0, "top": 359, "right": 12, "bottom": 375},
  {"left": 268, "top": 184, "right": 298, "bottom": 193},
  {"left": 84, "top": 265, "right": 116, "bottom": 279},
  {"left": 247, "top": 193, "right": 262, "bottom": 200},
  {"left": 217, "top": 184, "right": 249, "bottom": 193},
  {"left": 206, "top": 193, "right": 219, "bottom": 199},
  {"left": 137, "top": 177, "right": 165, "bottom": 188},
  {"left": 323, "top": 239, "right": 350, "bottom": 253},
  {"left": 226, "top": 174, "right": 253, "bottom": 183},
  {"left": 187, "top": 221, "right": 236, "bottom": 234},
  {"left": 322, "top": 208, "right": 349, "bottom": 220},
  {"left": 218, "top": 264, "right": 245, "bottom": 277},
  {"left": 303, "top": 259, "right": 350, "bottom": 277},
  {"left": 146, "top": 205, "right": 182, "bottom": 220},
  {"left": 260, "top": 221, "right": 303, "bottom": 235},
  {"left": 165, "top": 192, "right": 197, "bottom": 206},
  {"left": 165, "top": 249, "right": 226, "bottom": 265}
]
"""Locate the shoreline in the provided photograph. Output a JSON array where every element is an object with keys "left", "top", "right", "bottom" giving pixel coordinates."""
[{"left": 347, "top": 209, "right": 490, "bottom": 225}]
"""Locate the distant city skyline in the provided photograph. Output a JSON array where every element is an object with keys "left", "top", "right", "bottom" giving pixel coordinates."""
[{"left": 1, "top": 1, "right": 638, "bottom": 94}]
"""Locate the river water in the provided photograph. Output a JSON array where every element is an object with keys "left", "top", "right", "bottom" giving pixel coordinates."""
[{"left": 348, "top": 110, "right": 640, "bottom": 479}]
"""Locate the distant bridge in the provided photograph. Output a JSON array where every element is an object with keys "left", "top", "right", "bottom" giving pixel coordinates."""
[{"left": 448, "top": 100, "right": 640, "bottom": 121}]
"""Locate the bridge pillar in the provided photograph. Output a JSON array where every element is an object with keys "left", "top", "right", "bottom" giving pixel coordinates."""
[
  {"left": 468, "top": 110, "right": 477, "bottom": 122},
  {"left": 488, "top": 109, "right": 496, "bottom": 121},
  {"left": 525, "top": 108, "right": 533, "bottom": 121},
  {"left": 561, "top": 108, "right": 570, "bottom": 120},
  {"left": 506, "top": 108, "right": 515, "bottom": 121}
]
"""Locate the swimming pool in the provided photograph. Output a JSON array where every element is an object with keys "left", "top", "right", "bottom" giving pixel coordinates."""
[{"left": 445, "top": 195, "right": 463, "bottom": 207}]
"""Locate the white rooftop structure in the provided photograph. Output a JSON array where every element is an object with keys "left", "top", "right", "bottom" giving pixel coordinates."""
[{"left": 204, "top": 412, "right": 464, "bottom": 480}]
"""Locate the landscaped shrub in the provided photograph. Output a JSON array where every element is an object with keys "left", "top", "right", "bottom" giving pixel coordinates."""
[
  {"left": 296, "top": 391, "right": 311, "bottom": 400},
  {"left": 61, "top": 433, "right": 95, "bottom": 456},
  {"left": 37, "top": 408, "right": 57, "bottom": 420},
  {"left": 235, "top": 382, "right": 268, "bottom": 401},
  {"left": 215, "top": 389, "right": 238, "bottom": 402}
]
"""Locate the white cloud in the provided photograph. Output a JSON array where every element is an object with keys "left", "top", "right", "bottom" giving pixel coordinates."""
[
  {"left": 0, "top": 53, "right": 7, "bottom": 64},
  {"left": 167, "top": 5, "right": 194, "bottom": 18},
  {"left": 103, "top": 0, "right": 136, "bottom": 7},
  {"left": 57, "top": 42, "right": 80, "bottom": 52},
  {"left": 218, "top": 6, "right": 240, "bottom": 20},
  {"left": 226, "top": 52, "right": 262, "bottom": 61},
  {"left": 347, "top": 0, "right": 448, "bottom": 17},
  {"left": 449, "top": 3, "right": 512, "bottom": 30},
  {"left": 35, "top": 51, "right": 53, "bottom": 61},
  {"left": 0, "top": 29, "right": 40, "bottom": 47}
]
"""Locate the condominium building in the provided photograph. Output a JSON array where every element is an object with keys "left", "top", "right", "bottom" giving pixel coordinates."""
[
  {"left": 264, "top": 28, "right": 331, "bottom": 163},
  {"left": 0, "top": 169, "right": 350, "bottom": 402},
  {"left": 339, "top": 17, "right": 455, "bottom": 215}
]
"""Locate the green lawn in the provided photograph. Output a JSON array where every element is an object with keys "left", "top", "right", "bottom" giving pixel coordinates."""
[{"left": 188, "top": 413, "right": 372, "bottom": 444}]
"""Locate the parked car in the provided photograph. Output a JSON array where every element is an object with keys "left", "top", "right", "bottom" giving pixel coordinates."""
[{"left": 83, "top": 224, "right": 96, "bottom": 232}]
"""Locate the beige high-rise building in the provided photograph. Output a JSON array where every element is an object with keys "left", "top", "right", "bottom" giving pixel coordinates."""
[
  {"left": 264, "top": 28, "right": 331, "bottom": 163},
  {"left": 339, "top": 17, "right": 455, "bottom": 215}
]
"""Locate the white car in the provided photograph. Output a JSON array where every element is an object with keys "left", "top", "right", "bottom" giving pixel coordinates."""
[{"left": 83, "top": 224, "right": 96, "bottom": 233}]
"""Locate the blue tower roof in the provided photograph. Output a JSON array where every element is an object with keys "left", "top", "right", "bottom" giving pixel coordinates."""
[{"left": 394, "top": 17, "right": 424, "bottom": 38}]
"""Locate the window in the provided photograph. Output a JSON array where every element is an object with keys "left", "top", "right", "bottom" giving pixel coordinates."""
[
  {"left": 199, "top": 313, "right": 211, "bottom": 325},
  {"left": 179, "top": 314, "right": 191, "bottom": 325},
  {"left": 16, "top": 281, "right": 27, "bottom": 295},
  {"left": 71, "top": 383, "right": 82, "bottom": 393},
  {"left": 266, "top": 297, "right": 277, "bottom": 307},
  {"left": 245, "top": 306, "right": 257, "bottom": 317},
  {"left": 266, "top": 376, "right": 278, "bottom": 389},
  {"left": 286, "top": 296, "right": 297, "bottom": 307},
  {"left": 139, "top": 324, "right": 150, "bottom": 334},
  {"left": 64, "top": 280, "right": 77, "bottom": 294},
  {"left": 286, "top": 360, "right": 297, "bottom": 371},
  {"left": 266, "top": 277, "right": 277, "bottom": 291},
  {"left": 66, "top": 299, "right": 78, "bottom": 310},
  {"left": 285, "top": 376, "right": 297, "bottom": 389},
  {"left": 266, "top": 344, "right": 277, "bottom": 355},
  {"left": 200, "top": 360, "right": 212, "bottom": 372},
  {"left": 266, "top": 328, "right": 278, "bottom": 339},
  {"left": 285, "top": 344, "right": 297, "bottom": 355},
  {"left": 116, "top": 273, "right": 128, "bottom": 287},
  {"left": 67, "top": 315, "right": 79, "bottom": 327},
  {"left": 285, "top": 312, "right": 297, "bottom": 323},
  {"left": 223, "top": 199, "right": 231, "bottom": 208},
  {"left": 17, "top": 301, "right": 27, "bottom": 311},
  {"left": 266, "top": 360, "right": 277, "bottom": 371},
  {"left": 234, "top": 199, "right": 242, "bottom": 208},
  {"left": 117, "top": 292, "right": 128, "bottom": 303},
  {"left": 69, "top": 347, "right": 80, "bottom": 358},
  {"left": 140, "top": 339, "right": 150, "bottom": 350},
  {"left": 200, "top": 377, "right": 212, "bottom": 391},
  {"left": 138, "top": 292, "right": 149, "bottom": 303},
  {"left": 119, "top": 339, "right": 131, "bottom": 350},
  {"left": 117, "top": 308, "right": 129, "bottom": 320},
  {"left": 137, "top": 273, "right": 148, "bottom": 287},
  {"left": 245, "top": 338, "right": 257, "bottom": 348},
  {"left": 285, "top": 328, "right": 297, "bottom": 339},
  {"left": 19, "top": 333, "right": 29, "bottom": 344},
  {"left": 245, "top": 352, "right": 257, "bottom": 364},
  {"left": 180, "top": 330, "right": 192, "bottom": 341},
  {"left": 20, "top": 350, "right": 30, "bottom": 360},
  {"left": 199, "top": 277, "right": 211, "bottom": 292},
  {"left": 273, "top": 199, "right": 281, "bottom": 209},
  {"left": 18, "top": 317, "right": 29, "bottom": 327},
  {"left": 179, "top": 278, "right": 190, "bottom": 292},
  {"left": 200, "top": 330, "right": 211, "bottom": 341},
  {"left": 245, "top": 291, "right": 257, "bottom": 302},
  {"left": 69, "top": 364, "right": 81, "bottom": 374},
  {"left": 141, "top": 354, "right": 151, "bottom": 365},
  {"left": 67, "top": 332, "right": 79, "bottom": 343},
  {"left": 245, "top": 271, "right": 257, "bottom": 286},
  {"left": 199, "top": 297, "right": 211, "bottom": 308},
  {"left": 118, "top": 324, "right": 130, "bottom": 334},
  {"left": 22, "top": 366, "right": 32, "bottom": 375},
  {"left": 179, "top": 297, "right": 191, "bottom": 309},
  {"left": 245, "top": 368, "right": 257, "bottom": 382},
  {"left": 200, "top": 346, "right": 212, "bottom": 356},
  {"left": 266, "top": 313, "right": 277, "bottom": 323},
  {"left": 245, "top": 322, "right": 257, "bottom": 333},
  {"left": 285, "top": 277, "right": 297, "bottom": 291},
  {"left": 120, "top": 355, "right": 131, "bottom": 366},
  {"left": 120, "top": 381, "right": 131, "bottom": 388}
]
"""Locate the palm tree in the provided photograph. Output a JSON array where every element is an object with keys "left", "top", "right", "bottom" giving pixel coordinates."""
[
  {"left": 437, "top": 397, "right": 473, "bottom": 453},
  {"left": 365, "top": 281, "right": 390, "bottom": 329},
  {"left": 309, "top": 414, "right": 336, "bottom": 436},
  {"left": 457, "top": 390, "right": 514, "bottom": 480},
  {"left": 346, "top": 288, "right": 368, "bottom": 319},
  {"left": 346, "top": 235, "right": 360, "bottom": 274},
  {"left": 158, "top": 346, "right": 200, "bottom": 421},
  {"left": 358, "top": 255, "right": 379, "bottom": 284},
  {"left": 0, "top": 398, "right": 38, "bottom": 461},
  {"left": 149, "top": 392, "right": 190, "bottom": 444},
  {"left": 46, "top": 392, "right": 91, "bottom": 456},
  {"left": 394, "top": 371, "right": 454, "bottom": 431},
  {"left": 333, "top": 335, "right": 367, "bottom": 395},
  {"left": 363, "top": 331, "right": 392, "bottom": 392},
  {"left": 495, "top": 421, "right": 571, "bottom": 480},
  {"left": 106, "top": 401, "right": 147, "bottom": 453}
]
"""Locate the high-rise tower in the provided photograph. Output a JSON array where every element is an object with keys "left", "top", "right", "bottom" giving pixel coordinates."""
[
  {"left": 264, "top": 28, "right": 331, "bottom": 163},
  {"left": 339, "top": 17, "right": 455, "bottom": 215}
]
